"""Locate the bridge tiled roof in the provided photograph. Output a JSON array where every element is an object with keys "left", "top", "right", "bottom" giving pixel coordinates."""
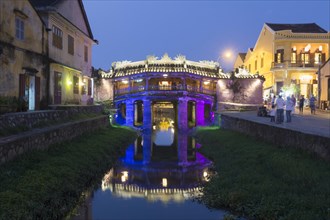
[{"left": 109, "top": 54, "right": 223, "bottom": 78}]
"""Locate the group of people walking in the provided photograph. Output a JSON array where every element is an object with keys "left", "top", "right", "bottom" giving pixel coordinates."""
[
  {"left": 269, "top": 94, "right": 317, "bottom": 124},
  {"left": 298, "top": 95, "right": 317, "bottom": 114}
]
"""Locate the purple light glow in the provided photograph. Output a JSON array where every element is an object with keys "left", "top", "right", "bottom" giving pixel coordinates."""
[{"left": 196, "top": 101, "right": 205, "bottom": 126}]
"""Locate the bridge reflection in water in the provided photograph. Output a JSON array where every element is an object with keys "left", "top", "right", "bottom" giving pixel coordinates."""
[
  {"left": 101, "top": 131, "right": 213, "bottom": 203},
  {"left": 88, "top": 129, "right": 226, "bottom": 219}
]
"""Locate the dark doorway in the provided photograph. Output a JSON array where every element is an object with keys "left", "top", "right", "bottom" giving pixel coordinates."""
[
  {"left": 152, "top": 101, "right": 176, "bottom": 129},
  {"left": 276, "top": 81, "right": 284, "bottom": 95},
  {"left": 134, "top": 101, "right": 143, "bottom": 127},
  {"left": 188, "top": 101, "right": 196, "bottom": 128},
  {"left": 116, "top": 103, "right": 126, "bottom": 125},
  {"left": 204, "top": 103, "right": 211, "bottom": 124},
  {"left": 328, "top": 78, "right": 330, "bottom": 101},
  {"left": 54, "top": 72, "right": 62, "bottom": 104}
]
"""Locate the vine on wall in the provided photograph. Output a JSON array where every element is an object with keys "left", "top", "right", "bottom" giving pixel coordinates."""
[{"left": 226, "top": 72, "right": 247, "bottom": 103}]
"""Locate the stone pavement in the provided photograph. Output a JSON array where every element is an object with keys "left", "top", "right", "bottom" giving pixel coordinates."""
[{"left": 220, "top": 108, "right": 330, "bottom": 138}]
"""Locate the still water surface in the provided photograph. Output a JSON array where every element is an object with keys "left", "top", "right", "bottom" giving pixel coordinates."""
[{"left": 78, "top": 128, "right": 227, "bottom": 219}]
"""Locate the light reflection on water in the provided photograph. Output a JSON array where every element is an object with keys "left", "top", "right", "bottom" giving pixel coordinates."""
[
  {"left": 77, "top": 130, "right": 227, "bottom": 219},
  {"left": 152, "top": 127, "right": 175, "bottom": 146}
]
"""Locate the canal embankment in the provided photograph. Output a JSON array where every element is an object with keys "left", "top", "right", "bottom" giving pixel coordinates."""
[
  {"left": 0, "top": 105, "right": 108, "bottom": 164},
  {"left": 0, "top": 115, "right": 109, "bottom": 164},
  {"left": 219, "top": 111, "right": 330, "bottom": 161},
  {"left": 0, "top": 126, "right": 137, "bottom": 219},
  {"left": 194, "top": 127, "right": 330, "bottom": 220}
]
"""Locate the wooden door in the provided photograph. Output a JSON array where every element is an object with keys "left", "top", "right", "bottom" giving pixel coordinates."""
[{"left": 54, "top": 72, "right": 62, "bottom": 104}]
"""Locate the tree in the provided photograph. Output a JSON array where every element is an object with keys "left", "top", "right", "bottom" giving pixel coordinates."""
[{"left": 281, "top": 84, "right": 300, "bottom": 97}]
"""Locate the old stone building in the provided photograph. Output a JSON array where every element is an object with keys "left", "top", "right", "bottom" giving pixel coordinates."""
[
  {"left": 0, "top": 0, "right": 48, "bottom": 111},
  {"left": 0, "top": 0, "right": 97, "bottom": 113},
  {"left": 30, "top": 0, "right": 97, "bottom": 105}
]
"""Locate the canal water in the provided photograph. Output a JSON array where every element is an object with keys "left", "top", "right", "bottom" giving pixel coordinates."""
[{"left": 73, "top": 127, "right": 227, "bottom": 219}]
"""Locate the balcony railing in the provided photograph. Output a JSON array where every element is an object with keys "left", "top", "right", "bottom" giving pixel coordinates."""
[
  {"left": 149, "top": 85, "right": 185, "bottom": 91},
  {"left": 115, "top": 85, "right": 215, "bottom": 96},
  {"left": 271, "top": 60, "right": 322, "bottom": 69}
]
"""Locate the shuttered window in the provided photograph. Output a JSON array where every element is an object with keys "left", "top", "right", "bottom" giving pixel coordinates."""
[
  {"left": 291, "top": 51, "right": 297, "bottom": 63},
  {"left": 15, "top": 17, "right": 24, "bottom": 40},
  {"left": 88, "top": 79, "right": 92, "bottom": 95},
  {"left": 275, "top": 49, "right": 284, "bottom": 63},
  {"left": 73, "top": 76, "right": 79, "bottom": 94},
  {"left": 81, "top": 79, "right": 87, "bottom": 95},
  {"left": 68, "top": 35, "right": 74, "bottom": 55},
  {"left": 52, "top": 25, "right": 63, "bottom": 49},
  {"left": 300, "top": 53, "right": 310, "bottom": 64}
]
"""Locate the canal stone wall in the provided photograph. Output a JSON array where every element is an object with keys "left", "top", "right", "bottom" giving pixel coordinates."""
[
  {"left": 0, "top": 105, "right": 103, "bottom": 131},
  {"left": 0, "top": 110, "right": 69, "bottom": 130},
  {"left": 49, "top": 104, "right": 103, "bottom": 116},
  {"left": 220, "top": 114, "right": 330, "bottom": 161},
  {"left": 0, "top": 115, "right": 109, "bottom": 164}
]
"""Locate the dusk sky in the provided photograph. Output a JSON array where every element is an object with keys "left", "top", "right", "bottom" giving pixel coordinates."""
[{"left": 83, "top": 0, "right": 330, "bottom": 72}]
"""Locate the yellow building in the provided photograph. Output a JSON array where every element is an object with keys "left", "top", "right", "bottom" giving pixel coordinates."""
[
  {"left": 233, "top": 53, "right": 246, "bottom": 69},
  {"left": 31, "top": 0, "right": 97, "bottom": 105},
  {"left": 0, "top": 0, "right": 48, "bottom": 111},
  {"left": 235, "top": 23, "right": 330, "bottom": 101},
  {"left": 318, "top": 58, "right": 330, "bottom": 109}
]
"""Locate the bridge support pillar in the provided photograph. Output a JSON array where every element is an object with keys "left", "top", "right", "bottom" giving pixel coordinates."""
[
  {"left": 196, "top": 100, "right": 205, "bottom": 126},
  {"left": 126, "top": 100, "right": 134, "bottom": 127},
  {"left": 178, "top": 98, "right": 188, "bottom": 131}
]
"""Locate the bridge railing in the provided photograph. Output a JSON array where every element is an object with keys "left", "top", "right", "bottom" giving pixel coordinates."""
[{"left": 115, "top": 85, "right": 215, "bottom": 95}]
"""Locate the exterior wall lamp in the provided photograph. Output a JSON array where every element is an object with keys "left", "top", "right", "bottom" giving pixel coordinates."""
[{"left": 162, "top": 178, "right": 168, "bottom": 187}]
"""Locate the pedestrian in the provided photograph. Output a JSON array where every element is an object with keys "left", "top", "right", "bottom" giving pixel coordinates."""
[
  {"left": 271, "top": 95, "right": 276, "bottom": 106},
  {"left": 291, "top": 94, "right": 296, "bottom": 115},
  {"left": 285, "top": 96, "right": 294, "bottom": 122},
  {"left": 269, "top": 105, "right": 276, "bottom": 122},
  {"left": 309, "top": 95, "right": 316, "bottom": 114},
  {"left": 299, "top": 95, "right": 305, "bottom": 113},
  {"left": 275, "top": 95, "right": 285, "bottom": 124}
]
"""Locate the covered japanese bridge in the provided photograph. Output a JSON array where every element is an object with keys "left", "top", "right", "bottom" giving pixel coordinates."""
[{"left": 108, "top": 54, "right": 223, "bottom": 130}]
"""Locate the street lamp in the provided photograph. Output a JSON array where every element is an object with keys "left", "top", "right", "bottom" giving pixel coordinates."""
[
  {"left": 224, "top": 50, "right": 232, "bottom": 59},
  {"left": 217, "top": 49, "right": 235, "bottom": 73}
]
